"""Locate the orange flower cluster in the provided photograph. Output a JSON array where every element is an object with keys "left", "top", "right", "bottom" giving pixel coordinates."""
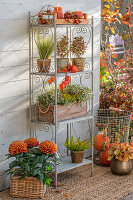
[
  {"left": 9, "top": 141, "right": 27, "bottom": 156},
  {"left": 24, "top": 137, "right": 39, "bottom": 148},
  {"left": 39, "top": 140, "right": 57, "bottom": 154}
]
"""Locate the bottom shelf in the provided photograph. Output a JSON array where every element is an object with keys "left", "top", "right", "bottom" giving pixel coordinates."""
[{"left": 57, "top": 156, "right": 92, "bottom": 174}]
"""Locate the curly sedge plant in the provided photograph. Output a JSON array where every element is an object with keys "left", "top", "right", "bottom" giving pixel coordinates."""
[
  {"left": 6, "top": 138, "right": 60, "bottom": 186},
  {"left": 108, "top": 143, "right": 133, "bottom": 162},
  {"left": 37, "top": 84, "right": 93, "bottom": 108},
  {"left": 70, "top": 36, "right": 86, "bottom": 58},
  {"left": 64, "top": 136, "right": 92, "bottom": 151},
  {"left": 36, "top": 36, "right": 54, "bottom": 59},
  {"left": 57, "top": 35, "right": 69, "bottom": 58}
]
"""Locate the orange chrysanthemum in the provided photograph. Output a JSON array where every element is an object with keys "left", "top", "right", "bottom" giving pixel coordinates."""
[
  {"left": 39, "top": 141, "right": 57, "bottom": 154},
  {"left": 24, "top": 137, "right": 39, "bottom": 148},
  {"left": 9, "top": 141, "right": 27, "bottom": 156}
]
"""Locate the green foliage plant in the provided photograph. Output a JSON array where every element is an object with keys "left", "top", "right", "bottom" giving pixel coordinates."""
[
  {"left": 36, "top": 36, "right": 54, "bottom": 59},
  {"left": 64, "top": 136, "right": 93, "bottom": 151},
  {"left": 37, "top": 84, "right": 93, "bottom": 108}
]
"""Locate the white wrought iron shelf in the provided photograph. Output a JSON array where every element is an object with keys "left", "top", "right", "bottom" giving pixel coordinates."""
[
  {"left": 57, "top": 156, "right": 92, "bottom": 174},
  {"left": 31, "top": 70, "right": 93, "bottom": 77},
  {"left": 31, "top": 114, "right": 93, "bottom": 125}
]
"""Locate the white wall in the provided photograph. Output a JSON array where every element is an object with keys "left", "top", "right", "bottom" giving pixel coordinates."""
[{"left": 0, "top": 0, "right": 101, "bottom": 190}]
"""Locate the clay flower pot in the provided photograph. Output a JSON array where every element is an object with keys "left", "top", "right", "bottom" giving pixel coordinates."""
[
  {"left": 37, "top": 59, "right": 51, "bottom": 72},
  {"left": 57, "top": 58, "right": 69, "bottom": 71},
  {"left": 110, "top": 158, "right": 132, "bottom": 175},
  {"left": 72, "top": 58, "right": 85, "bottom": 71},
  {"left": 71, "top": 151, "right": 84, "bottom": 163}
]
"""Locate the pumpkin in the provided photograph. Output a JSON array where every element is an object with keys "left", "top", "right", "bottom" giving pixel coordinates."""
[
  {"left": 94, "top": 134, "right": 110, "bottom": 151},
  {"left": 99, "top": 150, "right": 111, "bottom": 165}
]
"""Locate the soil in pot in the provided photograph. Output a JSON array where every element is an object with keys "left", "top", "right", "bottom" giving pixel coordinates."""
[
  {"left": 37, "top": 59, "right": 51, "bottom": 72},
  {"left": 72, "top": 58, "right": 85, "bottom": 71},
  {"left": 57, "top": 58, "right": 69, "bottom": 71},
  {"left": 71, "top": 151, "right": 84, "bottom": 163},
  {"left": 110, "top": 158, "right": 132, "bottom": 175}
]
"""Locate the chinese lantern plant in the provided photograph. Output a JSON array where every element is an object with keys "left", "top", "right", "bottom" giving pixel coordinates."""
[
  {"left": 36, "top": 36, "right": 54, "bottom": 73},
  {"left": 57, "top": 35, "right": 69, "bottom": 71},
  {"left": 70, "top": 36, "right": 87, "bottom": 71},
  {"left": 5, "top": 138, "right": 61, "bottom": 198},
  {"left": 37, "top": 84, "right": 93, "bottom": 122},
  {"left": 64, "top": 136, "right": 92, "bottom": 163}
]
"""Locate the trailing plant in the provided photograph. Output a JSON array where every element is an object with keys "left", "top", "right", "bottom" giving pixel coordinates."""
[
  {"left": 57, "top": 35, "right": 69, "bottom": 58},
  {"left": 108, "top": 143, "right": 133, "bottom": 162},
  {"left": 6, "top": 138, "right": 61, "bottom": 186},
  {"left": 70, "top": 36, "right": 86, "bottom": 58},
  {"left": 36, "top": 36, "right": 54, "bottom": 59},
  {"left": 37, "top": 84, "right": 93, "bottom": 108},
  {"left": 64, "top": 136, "right": 92, "bottom": 151}
]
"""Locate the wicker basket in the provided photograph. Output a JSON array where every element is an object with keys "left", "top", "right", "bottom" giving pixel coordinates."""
[{"left": 10, "top": 175, "right": 46, "bottom": 199}]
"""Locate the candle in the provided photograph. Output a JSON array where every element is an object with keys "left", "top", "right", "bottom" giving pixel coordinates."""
[
  {"left": 53, "top": 7, "right": 63, "bottom": 19},
  {"left": 83, "top": 13, "right": 88, "bottom": 19},
  {"left": 73, "top": 11, "right": 83, "bottom": 19}
]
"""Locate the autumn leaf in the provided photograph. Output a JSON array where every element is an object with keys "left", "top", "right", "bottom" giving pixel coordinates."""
[
  {"left": 105, "top": 26, "right": 109, "bottom": 30},
  {"left": 108, "top": 45, "right": 114, "bottom": 48},
  {"left": 122, "top": 21, "right": 130, "bottom": 27},
  {"left": 104, "top": 5, "right": 110, "bottom": 9},
  {"left": 110, "top": 27, "right": 115, "bottom": 34}
]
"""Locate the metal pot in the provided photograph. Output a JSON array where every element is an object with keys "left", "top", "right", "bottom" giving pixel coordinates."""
[
  {"left": 57, "top": 58, "right": 69, "bottom": 71},
  {"left": 110, "top": 158, "right": 132, "bottom": 175},
  {"left": 37, "top": 59, "right": 51, "bottom": 72},
  {"left": 72, "top": 58, "right": 85, "bottom": 71},
  {"left": 71, "top": 151, "right": 84, "bottom": 163}
]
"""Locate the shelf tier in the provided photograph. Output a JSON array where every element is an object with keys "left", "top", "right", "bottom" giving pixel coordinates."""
[
  {"left": 31, "top": 114, "right": 93, "bottom": 125},
  {"left": 57, "top": 156, "right": 92, "bottom": 174},
  {"left": 31, "top": 70, "right": 93, "bottom": 77},
  {"left": 31, "top": 23, "right": 92, "bottom": 28}
]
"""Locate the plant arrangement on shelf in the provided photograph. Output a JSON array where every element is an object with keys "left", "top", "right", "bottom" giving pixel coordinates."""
[
  {"left": 70, "top": 36, "right": 87, "bottom": 71},
  {"left": 108, "top": 143, "right": 133, "bottom": 175},
  {"left": 6, "top": 138, "right": 60, "bottom": 198},
  {"left": 64, "top": 136, "right": 92, "bottom": 163},
  {"left": 57, "top": 35, "right": 69, "bottom": 70},
  {"left": 36, "top": 36, "right": 54, "bottom": 72},
  {"left": 37, "top": 84, "right": 93, "bottom": 123}
]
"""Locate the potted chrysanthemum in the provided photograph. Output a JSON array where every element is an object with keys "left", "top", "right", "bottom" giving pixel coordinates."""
[{"left": 6, "top": 138, "right": 60, "bottom": 199}]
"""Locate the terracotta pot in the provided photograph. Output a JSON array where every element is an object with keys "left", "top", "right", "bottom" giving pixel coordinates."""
[
  {"left": 110, "top": 158, "right": 132, "bottom": 175},
  {"left": 72, "top": 58, "right": 85, "bottom": 71},
  {"left": 37, "top": 59, "right": 51, "bottom": 72},
  {"left": 57, "top": 58, "right": 69, "bottom": 71},
  {"left": 71, "top": 151, "right": 84, "bottom": 163}
]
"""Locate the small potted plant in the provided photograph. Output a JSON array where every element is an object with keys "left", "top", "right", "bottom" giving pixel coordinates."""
[
  {"left": 70, "top": 36, "right": 87, "bottom": 71},
  {"left": 64, "top": 136, "right": 92, "bottom": 163},
  {"left": 57, "top": 35, "right": 69, "bottom": 71},
  {"left": 108, "top": 143, "right": 133, "bottom": 175},
  {"left": 6, "top": 138, "right": 61, "bottom": 198},
  {"left": 37, "top": 84, "right": 93, "bottom": 123},
  {"left": 36, "top": 36, "right": 54, "bottom": 72}
]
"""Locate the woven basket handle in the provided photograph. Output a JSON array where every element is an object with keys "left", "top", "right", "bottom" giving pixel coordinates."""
[
  {"left": 109, "top": 107, "right": 122, "bottom": 112},
  {"left": 38, "top": 104, "right": 51, "bottom": 114}
]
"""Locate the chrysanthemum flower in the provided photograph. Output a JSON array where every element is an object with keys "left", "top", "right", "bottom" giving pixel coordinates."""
[
  {"left": 9, "top": 141, "right": 27, "bottom": 156},
  {"left": 24, "top": 137, "right": 39, "bottom": 148},
  {"left": 39, "top": 140, "right": 57, "bottom": 154}
]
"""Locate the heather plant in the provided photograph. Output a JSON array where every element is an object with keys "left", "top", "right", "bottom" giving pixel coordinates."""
[{"left": 70, "top": 36, "right": 86, "bottom": 58}]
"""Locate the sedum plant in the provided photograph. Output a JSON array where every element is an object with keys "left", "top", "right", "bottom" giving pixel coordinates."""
[
  {"left": 70, "top": 36, "right": 86, "bottom": 58},
  {"left": 57, "top": 35, "right": 69, "bottom": 58},
  {"left": 64, "top": 136, "right": 92, "bottom": 151},
  {"left": 36, "top": 36, "right": 54, "bottom": 59}
]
